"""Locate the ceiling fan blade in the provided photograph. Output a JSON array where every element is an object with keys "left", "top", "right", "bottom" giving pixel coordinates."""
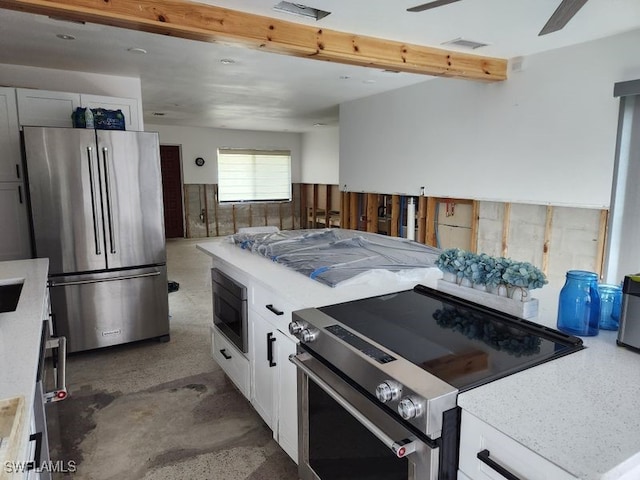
[
  {"left": 407, "top": 0, "right": 462, "bottom": 13},
  {"left": 539, "top": 0, "right": 589, "bottom": 36}
]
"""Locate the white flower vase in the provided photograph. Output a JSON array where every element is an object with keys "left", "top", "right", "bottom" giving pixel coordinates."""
[
  {"left": 472, "top": 283, "right": 487, "bottom": 292},
  {"left": 509, "top": 286, "right": 530, "bottom": 302},
  {"left": 459, "top": 278, "right": 473, "bottom": 288},
  {"left": 442, "top": 271, "right": 457, "bottom": 283},
  {"left": 489, "top": 284, "right": 508, "bottom": 297}
]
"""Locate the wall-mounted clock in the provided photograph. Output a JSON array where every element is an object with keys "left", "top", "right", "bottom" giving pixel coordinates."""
[{"left": 195, "top": 157, "right": 205, "bottom": 167}]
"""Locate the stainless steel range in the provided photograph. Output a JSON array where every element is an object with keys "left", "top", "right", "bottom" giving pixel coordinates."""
[{"left": 289, "top": 284, "right": 583, "bottom": 480}]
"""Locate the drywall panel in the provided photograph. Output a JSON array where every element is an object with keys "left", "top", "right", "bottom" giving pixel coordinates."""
[
  {"left": 339, "top": 29, "right": 640, "bottom": 208},
  {"left": 148, "top": 123, "right": 302, "bottom": 185},
  {"left": 301, "top": 127, "right": 339, "bottom": 184}
]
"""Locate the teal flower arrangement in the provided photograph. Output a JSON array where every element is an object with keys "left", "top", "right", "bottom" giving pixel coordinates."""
[
  {"left": 437, "top": 248, "right": 474, "bottom": 281},
  {"left": 437, "top": 249, "right": 547, "bottom": 296},
  {"left": 503, "top": 261, "right": 548, "bottom": 290},
  {"left": 469, "top": 253, "right": 495, "bottom": 285}
]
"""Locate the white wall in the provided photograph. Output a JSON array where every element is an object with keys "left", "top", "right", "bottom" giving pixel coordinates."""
[
  {"left": 0, "top": 63, "right": 142, "bottom": 102},
  {"left": 147, "top": 124, "right": 302, "bottom": 184},
  {"left": 340, "top": 29, "right": 640, "bottom": 208},
  {"left": 301, "top": 127, "right": 339, "bottom": 184}
]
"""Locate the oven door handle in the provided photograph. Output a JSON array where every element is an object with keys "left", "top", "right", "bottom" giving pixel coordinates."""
[
  {"left": 44, "top": 336, "right": 68, "bottom": 403},
  {"left": 289, "top": 353, "right": 417, "bottom": 459}
]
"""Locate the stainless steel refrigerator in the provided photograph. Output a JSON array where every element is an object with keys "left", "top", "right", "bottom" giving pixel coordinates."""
[{"left": 22, "top": 126, "right": 170, "bottom": 353}]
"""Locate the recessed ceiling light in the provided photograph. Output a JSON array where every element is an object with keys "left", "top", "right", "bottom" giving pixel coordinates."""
[
  {"left": 127, "top": 47, "right": 148, "bottom": 54},
  {"left": 220, "top": 58, "right": 236, "bottom": 65},
  {"left": 152, "top": 112, "right": 166, "bottom": 116},
  {"left": 313, "top": 123, "right": 327, "bottom": 127},
  {"left": 363, "top": 79, "right": 376, "bottom": 84},
  {"left": 56, "top": 34, "right": 75, "bottom": 40},
  {"left": 273, "top": 1, "right": 331, "bottom": 21},
  {"left": 339, "top": 75, "right": 351, "bottom": 80}
]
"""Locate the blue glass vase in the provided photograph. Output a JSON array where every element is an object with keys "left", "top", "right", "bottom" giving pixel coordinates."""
[
  {"left": 597, "top": 284, "right": 622, "bottom": 330},
  {"left": 557, "top": 270, "right": 600, "bottom": 336}
]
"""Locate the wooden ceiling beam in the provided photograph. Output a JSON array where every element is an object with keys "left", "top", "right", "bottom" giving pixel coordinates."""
[{"left": 0, "top": 0, "right": 508, "bottom": 82}]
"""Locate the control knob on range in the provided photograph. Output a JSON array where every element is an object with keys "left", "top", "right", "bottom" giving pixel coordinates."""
[
  {"left": 300, "top": 328, "right": 319, "bottom": 344},
  {"left": 375, "top": 381, "right": 402, "bottom": 403},
  {"left": 288, "top": 320, "right": 307, "bottom": 335},
  {"left": 398, "top": 396, "right": 425, "bottom": 420}
]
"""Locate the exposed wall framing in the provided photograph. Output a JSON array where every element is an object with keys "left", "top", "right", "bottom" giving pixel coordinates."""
[
  {"left": 183, "top": 182, "right": 607, "bottom": 302},
  {"left": 183, "top": 183, "right": 301, "bottom": 238}
]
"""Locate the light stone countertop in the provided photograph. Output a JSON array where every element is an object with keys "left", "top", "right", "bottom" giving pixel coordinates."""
[
  {"left": 0, "top": 258, "right": 49, "bottom": 465},
  {"left": 457, "top": 323, "right": 640, "bottom": 479}
]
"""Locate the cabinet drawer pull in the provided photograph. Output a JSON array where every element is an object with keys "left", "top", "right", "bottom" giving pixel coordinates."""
[
  {"left": 220, "top": 348, "right": 232, "bottom": 360},
  {"left": 267, "top": 332, "right": 277, "bottom": 367},
  {"left": 477, "top": 449, "right": 521, "bottom": 480},
  {"left": 265, "top": 304, "right": 284, "bottom": 316}
]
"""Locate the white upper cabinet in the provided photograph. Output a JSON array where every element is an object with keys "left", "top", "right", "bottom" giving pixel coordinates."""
[
  {"left": 0, "top": 87, "right": 22, "bottom": 182},
  {"left": 0, "top": 182, "right": 31, "bottom": 261},
  {"left": 16, "top": 88, "right": 80, "bottom": 127},
  {"left": 80, "top": 94, "right": 142, "bottom": 131},
  {"left": 16, "top": 88, "right": 142, "bottom": 131}
]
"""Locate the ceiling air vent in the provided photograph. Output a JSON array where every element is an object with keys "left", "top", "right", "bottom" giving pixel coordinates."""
[
  {"left": 273, "top": 2, "right": 331, "bottom": 21},
  {"left": 441, "top": 37, "right": 489, "bottom": 50}
]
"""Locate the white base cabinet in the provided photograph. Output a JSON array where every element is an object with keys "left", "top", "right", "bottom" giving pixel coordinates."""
[
  {"left": 210, "top": 325, "right": 250, "bottom": 399},
  {"left": 249, "top": 283, "right": 298, "bottom": 462},
  {"left": 459, "top": 410, "right": 577, "bottom": 480}
]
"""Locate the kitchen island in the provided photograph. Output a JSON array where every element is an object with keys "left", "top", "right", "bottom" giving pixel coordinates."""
[
  {"left": 197, "top": 237, "right": 442, "bottom": 461},
  {"left": 199, "top": 236, "right": 640, "bottom": 479},
  {"left": 0, "top": 258, "right": 49, "bottom": 477}
]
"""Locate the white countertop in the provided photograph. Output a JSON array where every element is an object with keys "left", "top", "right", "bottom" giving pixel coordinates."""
[
  {"left": 196, "top": 238, "right": 442, "bottom": 308},
  {"left": 0, "top": 258, "right": 49, "bottom": 462},
  {"left": 457, "top": 324, "right": 640, "bottom": 480}
]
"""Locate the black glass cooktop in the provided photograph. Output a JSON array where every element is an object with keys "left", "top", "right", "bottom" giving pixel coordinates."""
[{"left": 318, "top": 284, "right": 583, "bottom": 390}]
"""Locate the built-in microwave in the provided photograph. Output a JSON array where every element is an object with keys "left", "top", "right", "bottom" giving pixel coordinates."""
[{"left": 211, "top": 268, "right": 248, "bottom": 353}]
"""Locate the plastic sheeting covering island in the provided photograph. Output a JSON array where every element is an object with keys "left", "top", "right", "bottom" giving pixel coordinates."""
[{"left": 229, "top": 229, "right": 442, "bottom": 287}]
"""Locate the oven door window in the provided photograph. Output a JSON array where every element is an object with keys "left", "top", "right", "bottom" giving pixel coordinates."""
[{"left": 308, "top": 379, "right": 408, "bottom": 480}]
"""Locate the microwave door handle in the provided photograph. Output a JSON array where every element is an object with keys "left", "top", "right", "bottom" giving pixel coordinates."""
[
  {"left": 86, "top": 146, "right": 102, "bottom": 255},
  {"left": 101, "top": 147, "right": 116, "bottom": 254},
  {"left": 289, "top": 353, "right": 417, "bottom": 459}
]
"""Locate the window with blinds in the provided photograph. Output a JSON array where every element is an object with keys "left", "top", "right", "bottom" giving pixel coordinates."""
[{"left": 217, "top": 149, "right": 292, "bottom": 203}]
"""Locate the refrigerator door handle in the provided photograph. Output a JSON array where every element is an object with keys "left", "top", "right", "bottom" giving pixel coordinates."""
[
  {"left": 50, "top": 271, "right": 161, "bottom": 287},
  {"left": 101, "top": 147, "right": 117, "bottom": 255},
  {"left": 86, "top": 146, "right": 102, "bottom": 255}
]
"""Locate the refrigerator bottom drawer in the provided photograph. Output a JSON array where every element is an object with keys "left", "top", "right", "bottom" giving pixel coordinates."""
[{"left": 49, "top": 266, "right": 170, "bottom": 353}]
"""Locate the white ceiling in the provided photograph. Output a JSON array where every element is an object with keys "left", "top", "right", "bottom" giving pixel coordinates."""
[{"left": 0, "top": 0, "right": 639, "bottom": 132}]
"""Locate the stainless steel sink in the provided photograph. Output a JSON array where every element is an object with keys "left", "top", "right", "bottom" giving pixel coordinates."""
[{"left": 0, "top": 279, "right": 24, "bottom": 313}]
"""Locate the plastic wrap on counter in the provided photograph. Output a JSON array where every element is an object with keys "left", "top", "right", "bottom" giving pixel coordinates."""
[{"left": 228, "top": 228, "right": 442, "bottom": 287}]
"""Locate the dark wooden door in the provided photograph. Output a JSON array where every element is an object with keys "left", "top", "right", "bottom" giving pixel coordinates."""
[{"left": 160, "top": 145, "right": 184, "bottom": 238}]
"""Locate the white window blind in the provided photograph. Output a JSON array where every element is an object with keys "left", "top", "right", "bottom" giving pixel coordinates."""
[{"left": 217, "top": 149, "right": 292, "bottom": 202}]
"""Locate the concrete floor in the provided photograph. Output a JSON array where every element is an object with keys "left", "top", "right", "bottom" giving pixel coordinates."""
[{"left": 47, "top": 238, "right": 298, "bottom": 480}]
